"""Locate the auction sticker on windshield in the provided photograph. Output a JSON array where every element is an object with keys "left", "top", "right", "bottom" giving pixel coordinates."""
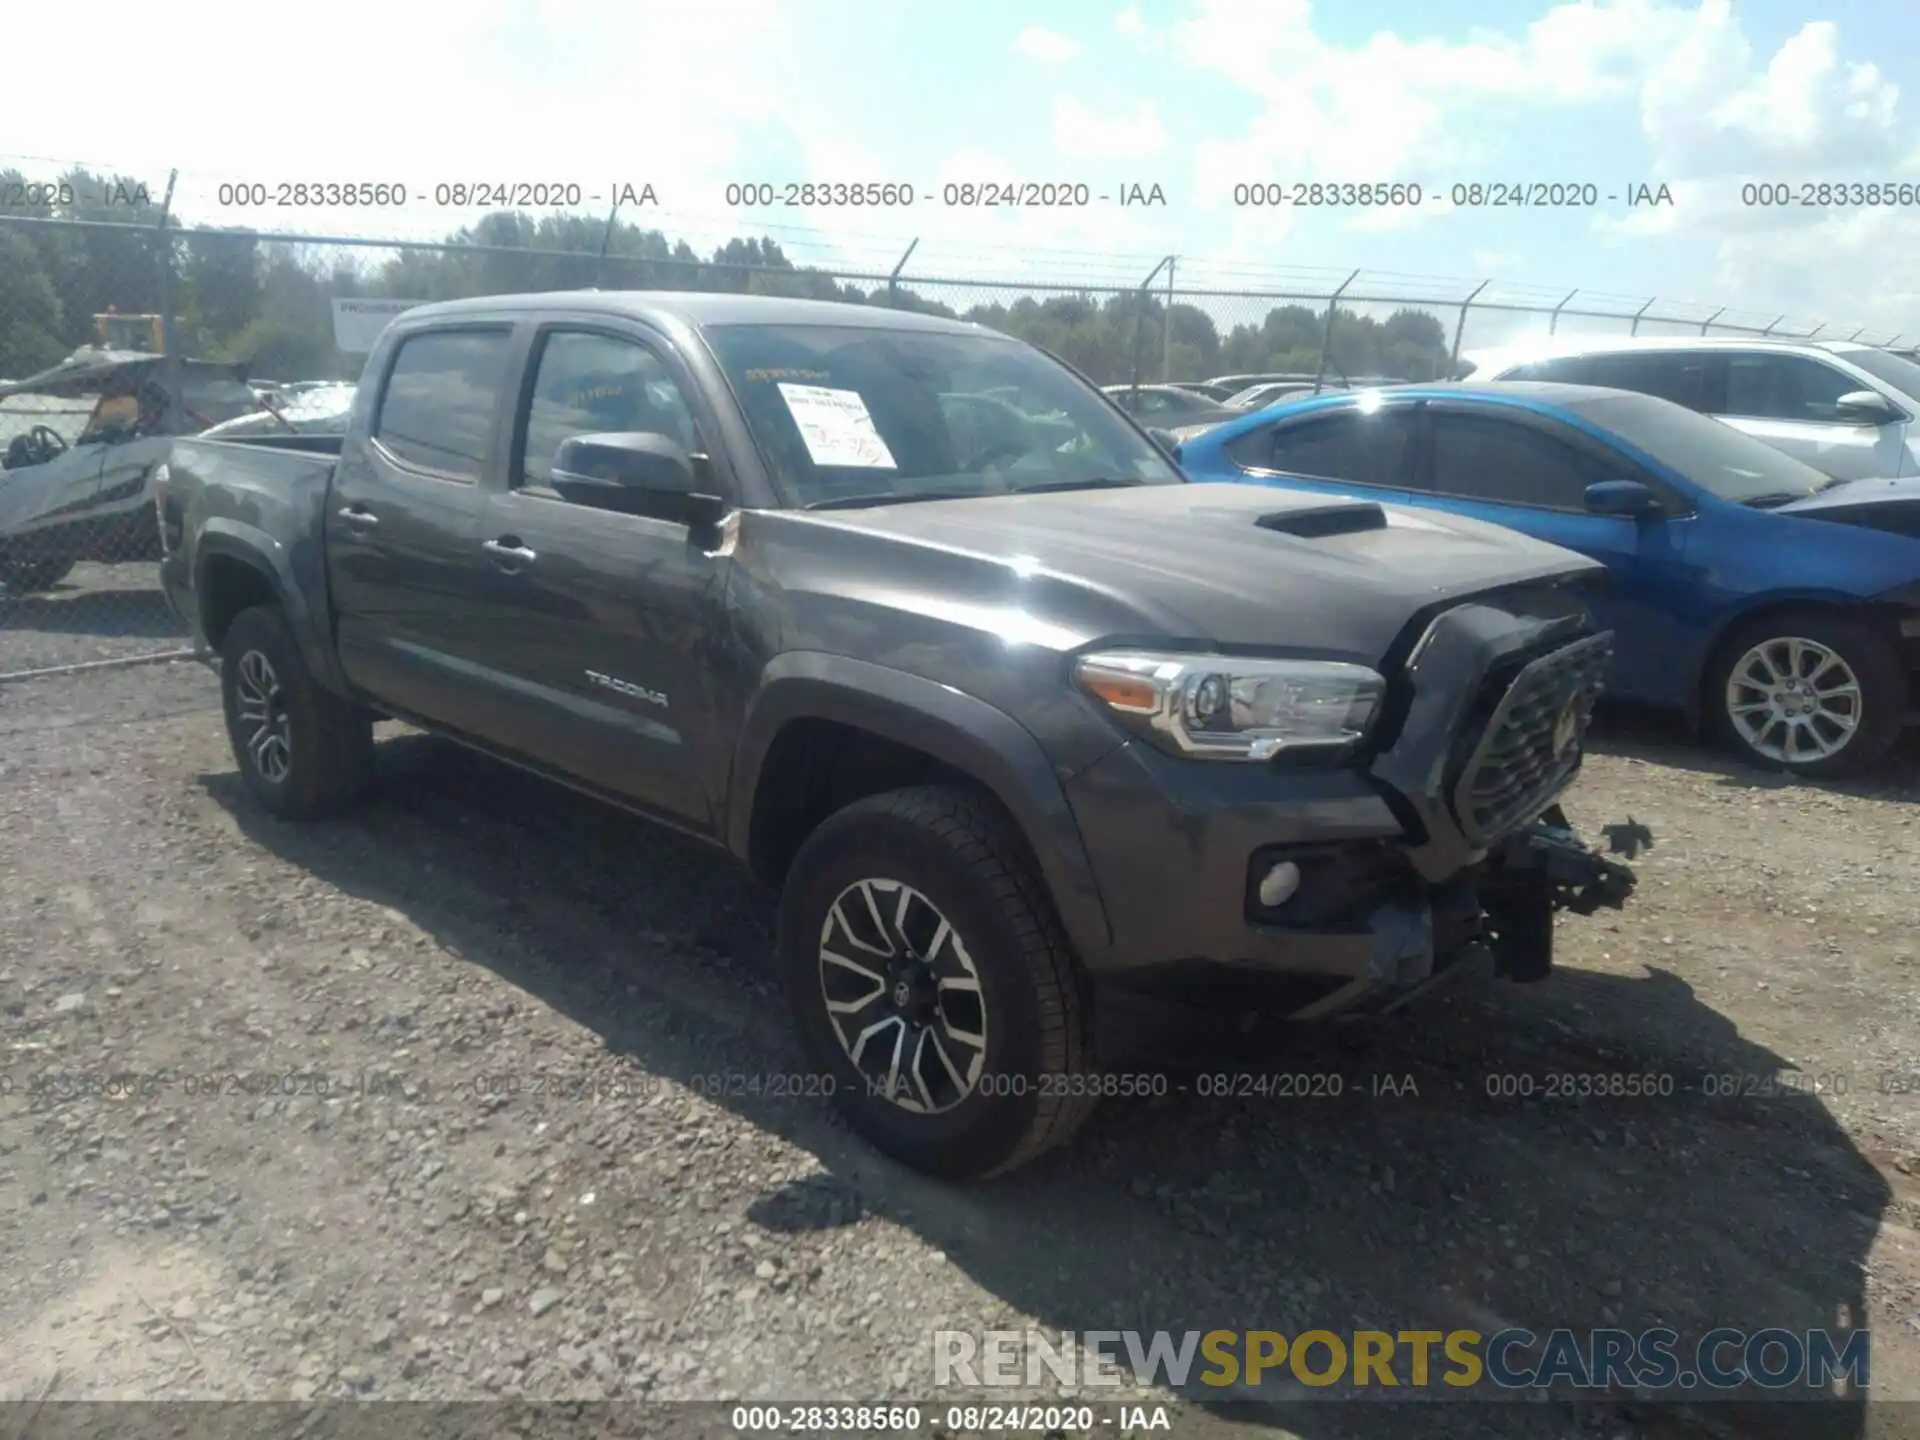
[{"left": 777, "top": 383, "right": 898, "bottom": 468}]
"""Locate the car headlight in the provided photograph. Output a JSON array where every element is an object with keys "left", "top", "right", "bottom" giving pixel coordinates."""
[{"left": 1074, "top": 650, "right": 1385, "bottom": 760}]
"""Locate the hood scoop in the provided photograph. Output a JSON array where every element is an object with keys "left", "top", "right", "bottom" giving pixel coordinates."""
[{"left": 1254, "top": 500, "right": 1387, "bottom": 538}]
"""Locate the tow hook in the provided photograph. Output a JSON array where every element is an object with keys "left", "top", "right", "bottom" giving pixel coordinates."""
[{"left": 1502, "top": 812, "right": 1650, "bottom": 916}]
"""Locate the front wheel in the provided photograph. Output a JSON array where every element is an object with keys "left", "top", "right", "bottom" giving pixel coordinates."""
[
  {"left": 1708, "top": 611, "right": 1906, "bottom": 778},
  {"left": 220, "top": 605, "right": 375, "bottom": 819},
  {"left": 777, "top": 785, "right": 1097, "bottom": 1180}
]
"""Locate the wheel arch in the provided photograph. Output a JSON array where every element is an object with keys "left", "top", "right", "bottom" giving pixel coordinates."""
[
  {"left": 1688, "top": 590, "right": 1888, "bottom": 727},
  {"left": 193, "top": 521, "right": 351, "bottom": 696},
  {"left": 727, "top": 652, "right": 1114, "bottom": 969}
]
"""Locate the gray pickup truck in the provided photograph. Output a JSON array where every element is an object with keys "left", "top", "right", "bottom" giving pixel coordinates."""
[{"left": 157, "top": 291, "right": 1640, "bottom": 1179}]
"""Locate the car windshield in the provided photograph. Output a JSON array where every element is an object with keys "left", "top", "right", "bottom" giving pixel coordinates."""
[
  {"left": 1837, "top": 347, "right": 1920, "bottom": 402},
  {"left": 1562, "top": 391, "right": 1832, "bottom": 503},
  {"left": 704, "top": 323, "right": 1184, "bottom": 508}
]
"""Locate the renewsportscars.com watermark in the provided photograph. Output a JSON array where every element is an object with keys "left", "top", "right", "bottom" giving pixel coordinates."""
[{"left": 931, "top": 1327, "right": 1869, "bottom": 1395}]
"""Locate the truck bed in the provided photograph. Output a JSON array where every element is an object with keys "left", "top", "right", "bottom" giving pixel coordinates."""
[{"left": 159, "top": 435, "right": 344, "bottom": 652}]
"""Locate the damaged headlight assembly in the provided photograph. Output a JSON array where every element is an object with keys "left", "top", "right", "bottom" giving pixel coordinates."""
[{"left": 1073, "top": 650, "right": 1385, "bottom": 760}]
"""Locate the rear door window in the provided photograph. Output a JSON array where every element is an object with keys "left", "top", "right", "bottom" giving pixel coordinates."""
[
  {"left": 1225, "top": 407, "right": 1421, "bottom": 488},
  {"left": 373, "top": 329, "right": 514, "bottom": 481}
]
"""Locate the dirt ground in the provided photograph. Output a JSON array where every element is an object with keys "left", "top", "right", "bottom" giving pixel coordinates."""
[{"left": 3, "top": 655, "right": 1920, "bottom": 1440}]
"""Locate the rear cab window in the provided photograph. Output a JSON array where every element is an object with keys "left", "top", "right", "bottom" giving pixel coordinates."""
[{"left": 372, "top": 328, "right": 515, "bottom": 481}]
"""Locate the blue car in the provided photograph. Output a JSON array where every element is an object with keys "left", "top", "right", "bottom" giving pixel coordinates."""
[{"left": 1176, "top": 382, "right": 1920, "bottom": 777}]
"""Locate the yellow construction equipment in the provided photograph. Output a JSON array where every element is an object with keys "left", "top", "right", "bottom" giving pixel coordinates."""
[{"left": 92, "top": 310, "right": 164, "bottom": 352}]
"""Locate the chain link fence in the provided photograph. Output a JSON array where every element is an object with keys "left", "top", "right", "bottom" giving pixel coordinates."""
[{"left": 1, "top": 207, "right": 1901, "bottom": 680}]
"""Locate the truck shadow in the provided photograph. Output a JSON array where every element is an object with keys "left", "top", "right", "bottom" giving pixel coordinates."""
[{"left": 205, "top": 732, "right": 1888, "bottom": 1440}]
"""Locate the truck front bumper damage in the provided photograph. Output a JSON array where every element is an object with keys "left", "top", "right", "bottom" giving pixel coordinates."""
[{"left": 1287, "top": 808, "right": 1647, "bottom": 1020}]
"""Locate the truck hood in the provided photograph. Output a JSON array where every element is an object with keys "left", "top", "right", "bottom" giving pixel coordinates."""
[{"left": 760, "top": 480, "right": 1604, "bottom": 667}]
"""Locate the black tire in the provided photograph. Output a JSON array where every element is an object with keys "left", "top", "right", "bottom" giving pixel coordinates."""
[
  {"left": 1706, "top": 609, "right": 1906, "bottom": 779},
  {"left": 220, "top": 605, "right": 375, "bottom": 819},
  {"left": 0, "top": 557, "right": 76, "bottom": 595},
  {"left": 777, "top": 784, "right": 1097, "bottom": 1180}
]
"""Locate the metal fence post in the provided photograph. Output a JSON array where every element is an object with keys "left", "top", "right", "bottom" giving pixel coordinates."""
[
  {"left": 1548, "top": 289, "right": 1577, "bottom": 336},
  {"left": 1760, "top": 315, "right": 1786, "bottom": 337},
  {"left": 155, "top": 169, "right": 181, "bottom": 430},
  {"left": 1805, "top": 323, "right": 1825, "bottom": 340},
  {"left": 1314, "top": 269, "right": 1361, "bottom": 393},
  {"left": 1700, "top": 306, "right": 1726, "bottom": 336},
  {"left": 1161, "top": 256, "right": 1175, "bottom": 380},
  {"left": 594, "top": 200, "right": 621, "bottom": 287},
  {"left": 887, "top": 238, "right": 919, "bottom": 308},
  {"left": 1629, "top": 297, "right": 1655, "bottom": 336},
  {"left": 1128, "top": 256, "right": 1174, "bottom": 395},
  {"left": 1448, "top": 280, "right": 1488, "bottom": 377}
]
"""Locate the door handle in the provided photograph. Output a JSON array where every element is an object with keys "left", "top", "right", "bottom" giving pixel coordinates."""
[
  {"left": 337, "top": 505, "right": 378, "bottom": 529},
  {"left": 482, "top": 538, "right": 538, "bottom": 567}
]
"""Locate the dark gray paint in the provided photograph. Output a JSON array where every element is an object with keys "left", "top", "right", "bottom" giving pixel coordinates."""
[{"left": 160, "top": 290, "right": 1626, "bottom": 1009}]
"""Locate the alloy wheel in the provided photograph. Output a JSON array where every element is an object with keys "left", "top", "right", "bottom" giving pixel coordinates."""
[
  {"left": 234, "top": 648, "right": 293, "bottom": 782},
  {"left": 816, "top": 878, "right": 988, "bottom": 1114},
  {"left": 1725, "top": 635, "right": 1862, "bottom": 765}
]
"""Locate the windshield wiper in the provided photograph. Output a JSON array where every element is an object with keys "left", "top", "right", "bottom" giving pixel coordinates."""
[
  {"left": 805, "top": 488, "right": 983, "bottom": 511},
  {"left": 1739, "top": 491, "right": 1816, "bottom": 509},
  {"left": 1009, "top": 477, "right": 1147, "bottom": 495}
]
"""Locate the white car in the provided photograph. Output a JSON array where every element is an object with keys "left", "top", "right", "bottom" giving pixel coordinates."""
[{"left": 1468, "top": 335, "right": 1920, "bottom": 481}]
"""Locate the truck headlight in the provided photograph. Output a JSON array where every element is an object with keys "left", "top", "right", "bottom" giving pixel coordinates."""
[{"left": 1074, "top": 650, "right": 1385, "bottom": 760}]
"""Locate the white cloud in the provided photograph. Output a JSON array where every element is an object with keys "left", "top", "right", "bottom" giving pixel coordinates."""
[
  {"left": 1174, "top": 0, "right": 1920, "bottom": 330},
  {"left": 1011, "top": 26, "right": 1081, "bottom": 64},
  {"left": 1, "top": 0, "right": 808, "bottom": 249},
  {"left": 1052, "top": 98, "right": 1170, "bottom": 160},
  {"left": 1114, "top": 5, "right": 1150, "bottom": 44}
]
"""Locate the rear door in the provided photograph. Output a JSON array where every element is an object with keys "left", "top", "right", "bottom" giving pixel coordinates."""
[
  {"left": 327, "top": 323, "right": 515, "bottom": 725},
  {"left": 1420, "top": 401, "right": 1697, "bottom": 704},
  {"left": 464, "top": 319, "right": 735, "bottom": 830},
  {"left": 1704, "top": 351, "right": 1907, "bottom": 480}
]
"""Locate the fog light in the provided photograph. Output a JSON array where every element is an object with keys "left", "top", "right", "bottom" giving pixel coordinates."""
[{"left": 1257, "top": 861, "right": 1302, "bottom": 908}]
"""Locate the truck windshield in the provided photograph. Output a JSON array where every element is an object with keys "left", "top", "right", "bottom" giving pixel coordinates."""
[{"left": 702, "top": 323, "right": 1185, "bottom": 508}]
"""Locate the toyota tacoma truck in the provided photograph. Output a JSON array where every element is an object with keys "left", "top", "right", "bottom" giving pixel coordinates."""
[{"left": 157, "top": 291, "right": 1641, "bottom": 1180}]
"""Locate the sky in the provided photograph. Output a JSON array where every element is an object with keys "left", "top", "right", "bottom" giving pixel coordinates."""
[{"left": 7, "top": 0, "right": 1920, "bottom": 346}]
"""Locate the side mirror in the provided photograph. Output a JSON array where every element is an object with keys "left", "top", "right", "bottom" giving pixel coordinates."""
[
  {"left": 1585, "top": 479, "right": 1664, "bottom": 518},
  {"left": 549, "top": 431, "right": 725, "bottom": 525},
  {"left": 1835, "top": 389, "right": 1902, "bottom": 425}
]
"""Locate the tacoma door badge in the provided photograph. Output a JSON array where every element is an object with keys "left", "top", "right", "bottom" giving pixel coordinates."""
[{"left": 586, "top": 670, "right": 668, "bottom": 707}]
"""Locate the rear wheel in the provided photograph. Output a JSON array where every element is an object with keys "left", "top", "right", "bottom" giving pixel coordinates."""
[
  {"left": 220, "top": 605, "right": 374, "bottom": 818},
  {"left": 1708, "top": 611, "right": 1905, "bottom": 778},
  {"left": 777, "top": 784, "right": 1097, "bottom": 1180}
]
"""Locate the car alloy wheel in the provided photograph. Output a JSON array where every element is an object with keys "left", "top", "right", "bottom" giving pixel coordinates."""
[
  {"left": 816, "top": 877, "right": 988, "bottom": 1114},
  {"left": 1724, "top": 635, "right": 1861, "bottom": 765},
  {"left": 233, "top": 648, "right": 294, "bottom": 783}
]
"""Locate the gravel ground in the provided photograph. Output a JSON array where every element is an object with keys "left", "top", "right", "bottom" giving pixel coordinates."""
[
  {"left": 2, "top": 659, "right": 1919, "bottom": 1440},
  {"left": 0, "top": 561, "right": 189, "bottom": 676}
]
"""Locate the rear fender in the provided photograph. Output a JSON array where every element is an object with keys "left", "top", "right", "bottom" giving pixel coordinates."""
[{"left": 193, "top": 520, "right": 351, "bottom": 697}]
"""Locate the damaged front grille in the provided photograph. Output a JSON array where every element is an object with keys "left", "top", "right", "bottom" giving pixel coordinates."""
[{"left": 1452, "top": 631, "right": 1613, "bottom": 846}]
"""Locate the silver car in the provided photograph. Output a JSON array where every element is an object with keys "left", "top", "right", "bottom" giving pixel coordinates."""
[{"left": 1470, "top": 336, "right": 1920, "bottom": 481}]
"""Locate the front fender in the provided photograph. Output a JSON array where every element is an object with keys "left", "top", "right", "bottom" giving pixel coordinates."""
[
  {"left": 726, "top": 651, "right": 1115, "bottom": 969},
  {"left": 192, "top": 519, "right": 351, "bottom": 697}
]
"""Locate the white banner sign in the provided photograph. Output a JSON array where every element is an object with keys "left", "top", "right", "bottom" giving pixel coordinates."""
[{"left": 331, "top": 299, "right": 423, "bottom": 353}]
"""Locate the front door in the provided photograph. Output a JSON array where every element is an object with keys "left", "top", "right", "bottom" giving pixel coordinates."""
[
  {"left": 1709, "top": 352, "right": 1908, "bottom": 481},
  {"left": 467, "top": 324, "right": 732, "bottom": 831},
  {"left": 1421, "top": 405, "right": 1697, "bottom": 706}
]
